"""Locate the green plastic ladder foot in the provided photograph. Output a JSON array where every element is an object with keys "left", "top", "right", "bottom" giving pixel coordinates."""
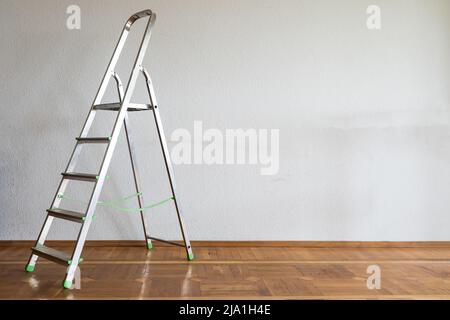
[
  {"left": 188, "top": 252, "right": 194, "bottom": 261},
  {"left": 146, "top": 242, "right": 153, "bottom": 250},
  {"left": 25, "top": 264, "right": 35, "bottom": 273},
  {"left": 63, "top": 280, "right": 72, "bottom": 289}
]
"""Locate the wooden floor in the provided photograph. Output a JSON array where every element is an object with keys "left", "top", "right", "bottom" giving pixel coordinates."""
[{"left": 1, "top": 243, "right": 450, "bottom": 299}]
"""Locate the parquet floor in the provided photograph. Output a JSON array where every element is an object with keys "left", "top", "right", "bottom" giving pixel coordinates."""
[{"left": 0, "top": 244, "right": 449, "bottom": 299}]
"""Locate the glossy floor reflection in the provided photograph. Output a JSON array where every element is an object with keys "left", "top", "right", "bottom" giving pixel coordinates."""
[{"left": 1, "top": 244, "right": 450, "bottom": 299}]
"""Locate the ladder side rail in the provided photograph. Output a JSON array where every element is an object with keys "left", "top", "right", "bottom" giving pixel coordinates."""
[
  {"left": 90, "top": 9, "right": 152, "bottom": 110},
  {"left": 25, "top": 22, "right": 133, "bottom": 268},
  {"left": 141, "top": 67, "right": 193, "bottom": 258},
  {"left": 64, "top": 12, "right": 157, "bottom": 284},
  {"left": 91, "top": 28, "right": 129, "bottom": 107},
  {"left": 73, "top": 12, "right": 132, "bottom": 142},
  {"left": 27, "top": 12, "right": 140, "bottom": 262}
]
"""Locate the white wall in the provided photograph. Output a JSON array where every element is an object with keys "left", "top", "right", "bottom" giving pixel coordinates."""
[{"left": 0, "top": 0, "right": 449, "bottom": 241}]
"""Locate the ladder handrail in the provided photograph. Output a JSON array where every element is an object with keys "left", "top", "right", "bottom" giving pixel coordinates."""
[
  {"left": 91, "top": 10, "right": 155, "bottom": 108},
  {"left": 125, "top": 9, "right": 153, "bottom": 30}
]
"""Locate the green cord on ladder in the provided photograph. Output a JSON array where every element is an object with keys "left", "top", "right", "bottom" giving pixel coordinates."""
[{"left": 57, "top": 192, "right": 174, "bottom": 213}]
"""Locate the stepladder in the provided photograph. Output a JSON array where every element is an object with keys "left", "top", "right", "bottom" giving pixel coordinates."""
[{"left": 25, "top": 10, "right": 194, "bottom": 289}]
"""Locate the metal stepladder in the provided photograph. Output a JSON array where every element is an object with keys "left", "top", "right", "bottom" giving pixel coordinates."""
[{"left": 25, "top": 10, "right": 194, "bottom": 289}]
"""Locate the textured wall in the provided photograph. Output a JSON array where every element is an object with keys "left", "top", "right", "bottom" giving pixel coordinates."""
[{"left": 0, "top": 0, "right": 449, "bottom": 240}]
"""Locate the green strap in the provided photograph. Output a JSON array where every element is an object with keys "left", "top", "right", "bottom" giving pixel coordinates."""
[
  {"left": 99, "top": 196, "right": 174, "bottom": 212},
  {"left": 57, "top": 193, "right": 173, "bottom": 213}
]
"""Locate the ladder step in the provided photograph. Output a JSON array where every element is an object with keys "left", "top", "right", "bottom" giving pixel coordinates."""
[
  {"left": 76, "top": 137, "right": 110, "bottom": 144},
  {"left": 47, "top": 208, "right": 85, "bottom": 223},
  {"left": 31, "top": 245, "right": 71, "bottom": 265},
  {"left": 93, "top": 103, "right": 152, "bottom": 112},
  {"left": 62, "top": 172, "right": 98, "bottom": 182}
]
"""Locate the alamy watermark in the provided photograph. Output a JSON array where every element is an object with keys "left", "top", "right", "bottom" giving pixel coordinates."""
[
  {"left": 366, "top": 265, "right": 381, "bottom": 290},
  {"left": 66, "top": 5, "right": 81, "bottom": 30},
  {"left": 170, "top": 121, "right": 279, "bottom": 176},
  {"left": 367, "top": 5, "right": 381, "bottom": 30}
]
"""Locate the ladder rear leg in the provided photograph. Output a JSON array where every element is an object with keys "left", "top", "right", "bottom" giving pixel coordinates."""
[
  {"left": 141, "top": 68, "right": 194, "bottom": 260},
  {"left": 124, "top": 114, "right": 153, "bottom": 250},
  {"left": 155, "top": 113, "right": 194, "bottom": 260},
  {"left": 113, "top": 71, "right": 153, "bottom": 250}
]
